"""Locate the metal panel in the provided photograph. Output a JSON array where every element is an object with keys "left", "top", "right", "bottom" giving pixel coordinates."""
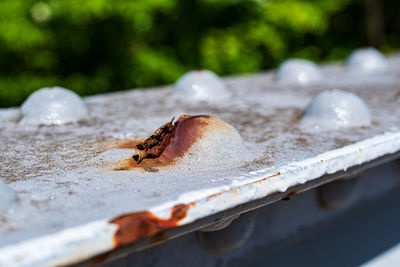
[{"left": 0, "top": 55, "right": 400, "bottom": 266}]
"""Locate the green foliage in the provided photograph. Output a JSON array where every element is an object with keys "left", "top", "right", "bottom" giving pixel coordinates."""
[{"left": 0, "top": 0, "right": 395, "bottom": 107}]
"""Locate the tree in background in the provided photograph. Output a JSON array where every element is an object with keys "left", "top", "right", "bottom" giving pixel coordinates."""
[{"left": 0, "top": 0, "right": 398, "bottom": 107}]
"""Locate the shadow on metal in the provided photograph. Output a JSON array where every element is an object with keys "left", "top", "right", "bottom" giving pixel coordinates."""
[
  {"left": 318, "top": 178, "right": 359, "bottom": 210},
  {"left": 196, "top": 212, "right": 256, "bottom": 255}
]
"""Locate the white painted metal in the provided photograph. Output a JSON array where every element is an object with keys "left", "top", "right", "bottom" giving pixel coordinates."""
[
  {"left": 362, "top": 242, "right": 400, "bottom": 267},
  {"left": 0, "top": 54, "right": 399, "bottom": 266}
]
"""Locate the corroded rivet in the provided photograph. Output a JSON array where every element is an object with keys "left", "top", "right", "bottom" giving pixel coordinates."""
[
  {"left": 113, "top": 115, "right": 252, "bottom": 171},
  {"left": 317, "top": 178, "right": 359, "bottom": 210},
  {"left": 196, "top": 212, "right": 255, "bottom": 255}
]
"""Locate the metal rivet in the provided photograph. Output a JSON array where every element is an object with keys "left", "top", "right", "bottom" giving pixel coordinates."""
[
  {"left": 277, "top": 59, "right": 322, "bottom": 85},
  {"left": 301, "top": 89, "right": 371, "bottom": 130},
  {"left": 21, "top": 86, "right": 88, "bottom": 125},
  {"left": 317, "top": 178, "right": 359, "bottom": 210},
  {"left": 196, "top": 212, "right": 255, "bottom": 255},
  {"left": 173, "top": 70, "right": 230, "bottom": 102},
  {"left": 347, "top": 47, "right": 388, "bottom": 74}
]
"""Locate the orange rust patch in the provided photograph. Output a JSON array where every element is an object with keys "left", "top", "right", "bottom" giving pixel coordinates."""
[
  {"left": 159, "top": 115, "right": 209, "bottom": 161},
  {"left": 269, "top": 172, "right": 281, "bottom": 178},
  {"left": 114, "top": 139, "right": 142, "bottom": 149},
  {"left": 110, "top": 204, "right": 190, "bottom": 247},
  {"left": 358, "top": 148, "right": 362, "bottom": 152},
  {"left": 133, "top": 117, "right": 176, "bottom": 163},
  {"left": 256, "top": 172, "right": 280, "bottom": 184},
  {"left": 207, "top": 192, "right": 222, "bottom": 199},
  {"left": 111, "top": 115, "right": 210, "bottom": 171}
]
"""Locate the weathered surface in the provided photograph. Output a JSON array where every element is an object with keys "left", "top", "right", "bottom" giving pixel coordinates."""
[
  {"left": 132, "top": 117, "right": 175, "bottom": 164},
  {"left": 110, "top": 203, "right": 190, "bottom": 247},
  {"left": 114, "top": 115, "right": 249, "bottom": 171},
  {"left": 0, "top": 55, "right": 399, "bottom": 249}
]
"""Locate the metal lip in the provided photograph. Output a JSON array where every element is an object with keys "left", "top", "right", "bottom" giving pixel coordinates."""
[{"left": 1, "top": 131, "right": 400, "bottom": 266}]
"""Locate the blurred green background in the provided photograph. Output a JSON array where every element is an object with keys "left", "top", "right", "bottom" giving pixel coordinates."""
[{"left": 0, "top": 0, "right": 398, "bottom": 107}]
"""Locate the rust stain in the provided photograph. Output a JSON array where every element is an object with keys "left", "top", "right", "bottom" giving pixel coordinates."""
[
  {"left": 89, "top": 251, "right": 112, "bottom": 267},
  {"left": 269, "top": 172, "right": 281, "bottom": 178},
  {"left": 207, "top": 192, "right": 222, "bottom": 199},
  {"left": 112, "top": 115, "right": 211, "bottom": 171},
  {"left": 257, "top": 178, "right": 266, "bottom": 184},
  {"left": 281, "top": 190, "right": 296, "bottom": 201},
  {"left": 258, "top": 172, "right": 281, "bottom": 183},
  {"left": 132, "top": 117, "right": 176, "bottom": 163},
  {"left": 230, "top": 188, "right": 238, "bottom": 196},
  {"left": 161, "top": 115, "right": 209, "bottom": 160},
  {"left": 208, "top": 172, "right": 280, "bottom": 200},
  {"left": 358, "top": 148, "right": 362, "bottom": 152},
  {"left": 110, "top": 203, "right": 190, "bottom": 247},
  {"left": 114, "top": 139, "right": 142, "bottom": 149}
]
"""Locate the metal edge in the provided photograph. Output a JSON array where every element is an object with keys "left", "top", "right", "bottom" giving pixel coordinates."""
[{"left": 1, "top": 131, "right": 400, "bottom": 267}]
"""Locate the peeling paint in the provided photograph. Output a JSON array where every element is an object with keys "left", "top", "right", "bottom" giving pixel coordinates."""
[
  {"left": 112, "top": 115, "right": 210, "bottom": 170},
  {"left": 111, "top": 114, "right": 250, "bottom": 171},
  {"left": 110, "top": 204, "right": 190, "bottom": 247}
]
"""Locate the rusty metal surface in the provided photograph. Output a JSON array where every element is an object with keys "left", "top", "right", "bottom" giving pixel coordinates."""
[
  {"left": 95, "top": 163, "right": 400, "bottom": 267},
  {"left": 0, "top": 55, "right": 400, "bottom": 266},
  {"left": 80, "top": 153, "right": 400, "bottom": 266}
]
